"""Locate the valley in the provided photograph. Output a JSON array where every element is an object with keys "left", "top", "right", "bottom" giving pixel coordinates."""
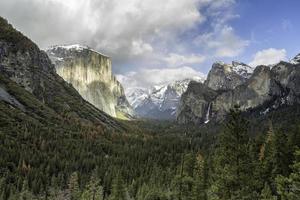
[{"left": 0, "top": 9, "right": 300, "bottom": 200}]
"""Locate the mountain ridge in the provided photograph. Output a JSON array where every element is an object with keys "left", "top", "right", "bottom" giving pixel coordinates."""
[{"left": 177, "top": 56, "right": 300, "bottom": 124}]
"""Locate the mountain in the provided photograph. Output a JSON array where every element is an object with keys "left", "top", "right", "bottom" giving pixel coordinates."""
[
  {"left": 127, "top": 77, "right": 205, "bottom": 120},
  {"left": 46, "top": 45, "right": 134, "bottom": 119},
  {"left": 177, "top": 57, "right": 300, "bottom": 124},
  {"left": 205, "top": 61, "right": 253, "bottom": 91},
  {"left": 0, "top": 16, "right": 123, "bottom": 131}
]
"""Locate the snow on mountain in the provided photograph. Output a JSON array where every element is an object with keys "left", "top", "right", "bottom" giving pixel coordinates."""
[
  {"left": 126, "top": 76, "right": 205, "bottom": 119},
  {"left": 46, "top": 44, "right": 109, "bottom": 57},
  {"left": 291, "top": 54, "right": 300, "bottom": 64},
  {"left": 231, "top": 61, "right": 254, "bottom": 78}
]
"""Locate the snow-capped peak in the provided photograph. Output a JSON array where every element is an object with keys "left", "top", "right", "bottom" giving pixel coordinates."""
[
  {"left": 291, "top": 54, "right": 300, "bottom": 65},
  {"left": 46, "top": 44, "right": 109, "bottom": 57},
  {"left": 231, "top": 61, "right": 254, "bottom": 78},
  {"left": 124, "top": 77, "right": 204, "bottom": 119},
  {"left": 47, "top": 44, "right": 88, "bottom": 51}
]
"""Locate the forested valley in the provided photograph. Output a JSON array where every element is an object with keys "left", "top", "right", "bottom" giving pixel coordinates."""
[{"left": 1, "top": 105, "right": 300, "bottom": 200}]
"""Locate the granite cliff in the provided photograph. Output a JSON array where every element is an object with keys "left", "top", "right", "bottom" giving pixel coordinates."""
[
  {"left": 46, "top": 45, "right": 133, "bottom": 119},
  {"left": 177, "top": 58, "right": 300, "bottom": 124},
  {"left": 0, "top": 16, "right": 123, "bottom": 131}
]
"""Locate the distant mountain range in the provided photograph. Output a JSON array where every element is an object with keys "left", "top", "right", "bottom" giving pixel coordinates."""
[{"left": 124, "top": 77, "right": 205, "bottom": 120}]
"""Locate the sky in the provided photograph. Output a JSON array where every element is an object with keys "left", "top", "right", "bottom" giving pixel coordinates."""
[{"left": 1, "top": 0, "right": 300, "bottom": 89}]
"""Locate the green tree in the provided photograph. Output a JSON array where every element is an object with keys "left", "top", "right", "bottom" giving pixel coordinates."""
[
  {"left": 144, "top": 190, "right": 168, "bottom": 200},
  {"left": 211, "top": 106, "right": 253, "bottom": 199},
  {"left": 260, "top": 182, "right": 276, "bottom": 200},
  {"left": 276, "top": 149, "right": 300, "bottom": 200},
  {"left": 19, "top": 179, "right": 34, "bottom": 200},
  {"left": 260, "top": 122, "right": 291, "bottom": 194},
  {"left": 81, "top": 170, "right": 103, "bottom": 200},
  {"left": 109, "top": 174, "right": 127, "bottom": 200},
  {"left": 192, "top": 153, "right": 208, "bottom": 200},
  {"left": 68, "top": 172, "right": 81, "bottom": 200}
]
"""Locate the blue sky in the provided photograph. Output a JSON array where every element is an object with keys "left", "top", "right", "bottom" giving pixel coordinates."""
[
  {"left": 0, "top": 0, "right": 299, "bottom": 88},
  {"left": 178, "top": 0, "right": 300, "bottom": 74},
  {"left": 233, "top": 0, "right": 300, "bottom": 63}
]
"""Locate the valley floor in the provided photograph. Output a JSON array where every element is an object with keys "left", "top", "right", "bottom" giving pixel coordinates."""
[{"left": 1, "top": 105, "right": 300, "bottom": 199}]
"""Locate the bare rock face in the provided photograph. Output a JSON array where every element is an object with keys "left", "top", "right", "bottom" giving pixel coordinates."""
[
  {"left": 0, "top": 17, "right": 122, "bottom": 130},
  {"left": 205, "top": 61, "right": 253, "bottom": 91},
  {"left": 176, "top": 81, "right": 218, "bottom": 124},
  {"left": 213, "top": 65, "right": 273, "bottom": 119},
  {"left": 46, "top": 45, "right": 134, "bottom": 118},
  {"left": 177, "top": 57, "right": 300, "bottom": 125}
]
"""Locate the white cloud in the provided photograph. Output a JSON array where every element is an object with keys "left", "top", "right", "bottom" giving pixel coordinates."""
[
  {"left": 131, "top": 40, "right": 153, "bottom": 56},
  {"left": 0, "top": 0, "right": 204, "bottom": 61},
  {"left": 249, "top": 48, "right": 287, "bottom": 67},
  {"left": 116, "top": 66, "right": 206, "bottom": 89},
  {"left": 195, "top": 25, "right": 249, "bottom": 57},
  {"left": 164, "top": 53, "right": 206, "bottom": 67},
  {"left": 0, "top": 0, "right": 240, "bottom": 71}
]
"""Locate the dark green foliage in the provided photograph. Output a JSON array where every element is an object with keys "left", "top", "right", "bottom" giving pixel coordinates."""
[
  {"left": 109, "top": 174, "right": 127, "bottom": 200},
  {"left": 211, "top": 106, "right": 255, "bottom": 199},
  {"left": 276, "top": 149, "right": 300, "bottom": 200}
]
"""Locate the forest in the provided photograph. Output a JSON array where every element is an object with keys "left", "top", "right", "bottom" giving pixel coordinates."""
[{"left": 0, "top": 105, "right": 300, "bottom": 200}]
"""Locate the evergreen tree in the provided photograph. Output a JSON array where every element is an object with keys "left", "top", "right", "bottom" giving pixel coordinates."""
[
  {"left": 172, "top": 153, "right": 197, "bottom": 200},
  {"left": 109, "top": 174, "right": 127, "bottom": 200},
  {"left": 192, "top": 153, "right": 208, "bottom": 200},
  {"left": 260, "top": 122, "right": 291, "bottom": 193},
  {"left": 81, "top": 170, "right": 103, "bottom": 200},
  {"left": 144, "top": 190, "right": 168, "bottom": 200},
  {"left": 211, "top": 106, "right": 253, "bottom": 199},
  {"left": 18, "top": 179, "right": 33, "bottom": 200},
  {"left": 276, "top": 149, "right": 300, "bottom": 200},
  {"left": 68, "top": 172, "right": 81, "bottom": 200},
  {"left": 260, "top": 183, "right": 276, "bottom": 200}
]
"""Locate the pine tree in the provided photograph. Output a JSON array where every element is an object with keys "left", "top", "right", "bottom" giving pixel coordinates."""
[
  {"left": 109, "top": 174, "right": 127, "bottom": 200},
  {"left": 192, "top": 153, "right": 208, "bottom": 200},
  {"left": 172, "top": 153, "right": 197, "bottom": 200},
  {"left": 260, "top": 182, "right": 276, "bottom": 200},
  {"left": 19, "top": 179, "right": 34, "bottom": 200},
  {"left": 68, "top": 172, "right": 81, "bottom": 200},
  {"left": 276, "top": 149, "right": 300, "bottom": 200},
  {"left": 260, "top": 122, "right": 291, "bottom": 193},
  {"left": 211, "top": 106, "right": 253, "bottom": 199},
  {"left": 81, "top": 170, "right": 103, "bottom": 200}
]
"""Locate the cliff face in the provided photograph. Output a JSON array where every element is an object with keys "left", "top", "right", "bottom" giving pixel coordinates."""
[
  {"left": 0, "top": 17, "right": 123, "bottom": 130},
  {"left": 127, "top": 78, "right": 205, "bottom": 120},
  {"left": 177, "top": 58, "right": 300, "bottom": 124},
  {"left": 176, "top": 81, "right": 218, "bottom": 124},
  {"left": 46, "top": 45, "right": 133, "bottom": 118},
  {"left": 205, "top": 61, "right": 253, "bottom": 91}
]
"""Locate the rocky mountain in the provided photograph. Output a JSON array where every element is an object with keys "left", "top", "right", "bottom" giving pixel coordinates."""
[
  {"left": 177, "top": 57, "right": 300, "bottom": 124},
  {"left": 0, "top": 16, "right": 123, "bottom": 131},
  {"left": 127, "top": 77, "right": 205, "bottom": 120},
  {"left": 205, "top": 61, "right": 253, "bottom": 91},
  {"left": 46, "top": 45, "right": 134, "bottom": 119}
]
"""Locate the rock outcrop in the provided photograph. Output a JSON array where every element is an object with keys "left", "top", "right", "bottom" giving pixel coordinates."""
[
  {"left": 0, "top": 17, "right": 123, "bottom": 130},
  {"left": 177, "top": 81, "right": 218, "bottom": 124},
  {"left": 205, "top": 61, "right": 253, "bottom": 91},
  {"left": 177, "top": 57, "right": 300, "bottom": 124},
  {"left": 126, "top": 77, "right": 205, "bottom": 120},
  {"left": 46, "top": 45, "right": 133, "bottom": 118}
]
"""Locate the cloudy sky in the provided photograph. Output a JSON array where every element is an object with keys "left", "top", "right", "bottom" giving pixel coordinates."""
[{"left": 1, "top": 0, "right": 300, "bottom": 88}]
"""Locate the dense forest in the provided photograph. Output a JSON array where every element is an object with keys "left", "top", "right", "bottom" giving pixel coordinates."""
[{"left": 0, "top": 105, "right": 300, "bottom": 200}]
